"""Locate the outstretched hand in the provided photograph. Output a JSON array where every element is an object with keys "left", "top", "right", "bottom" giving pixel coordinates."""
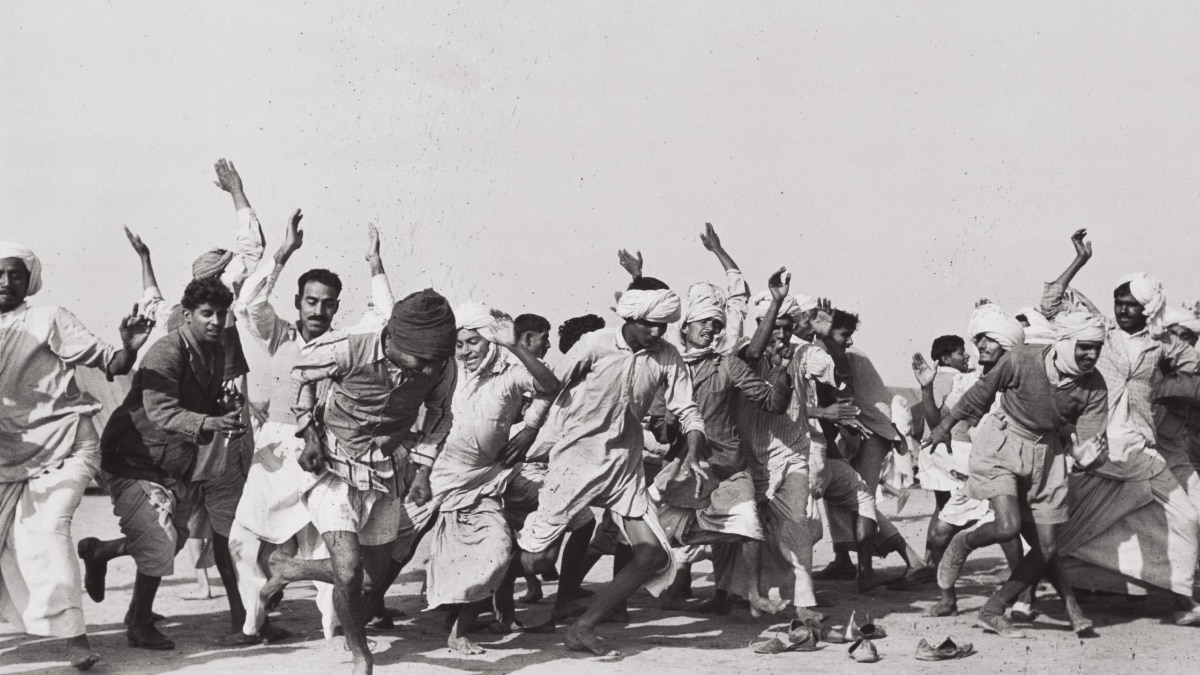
[
  {"left": 365, "top": 223, "right": 381, "bottom": 262},
  {"left": 484, "top": 310, "right": 517, "bottom": 347},
  {"left": 911, "top": 353, "right": 937, "bottom": 388},
  {"left": 768, "top": 267, "right": 791, "bottom": 302},
  {"left": 618, "top": 249, "right": 643, "bottom": 279},
  {"left": 700, "top": 222, "right": 722, "bottom": 252},
  {"left": 118, "top": 304, "right": 155, "bottom": 351},
  {"left": 1071, "top": 228, "right": 1092, "bottom": 261},
  {"left": 212, "top": 158, "right": 243, "bottom": 194},
  {"left": 281, "top": 209, "right": 304, "bottom": 255},
  {"left": 975, "top": 297, "right": 992, "bottom": 308},
  {"left": 123, "top": 227, "right": 150, "bottom": 259}
]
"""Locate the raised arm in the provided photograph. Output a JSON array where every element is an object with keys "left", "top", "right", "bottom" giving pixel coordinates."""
[
  {"left": 911, "top": 353, "right": 943, "bottom": 430},
  {"left": 700, "top": 222, "right": 740, "bottom": 273},
  {"left": 617, "top": 249, "right": 643, "bottom": 280},
  {"left": 213, "top": 159, "right": 266, "bottom": 292},
  {"left": 725, "top": 353, "right": 791, "bottom": 414},
  {"left": 124, "top": 227, "right": 160, "bottom": 293},
  {"left": 488, "top": 313, "right": 560, "bottom": 394},
  {"left": 743, "top": 267, "right": 790, "bottom": 363},
  {"left": 365, "top": 224, "right": 396, "bottom": 317},
  {"left": 123, "top": 227, "right": 176, "bottom": 326},
  {"left": 1041, "top": 229, "right": 1092, "bottom": 319}
]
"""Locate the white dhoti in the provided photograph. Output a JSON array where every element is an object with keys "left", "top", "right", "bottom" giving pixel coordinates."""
[
  {"left": 426, "top": 497, "right": 512, "bottom": 607},
  {"left": 0, "top": 420, "right": 99, "bottom": 638}
]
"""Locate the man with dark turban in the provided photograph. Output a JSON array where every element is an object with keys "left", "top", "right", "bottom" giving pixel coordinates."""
[{"left": 265, "top": 288, "right": 456, "bottom": 675}]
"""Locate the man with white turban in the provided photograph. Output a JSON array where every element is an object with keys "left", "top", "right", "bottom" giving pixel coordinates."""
[
  {"left": 928, "top": 304, "right": 1108, "bottom": 639},
  {"left": 417, "top": 303, "right": 561, "bottom": 654},
  {"left": 1154, "top": 307, "right": 1200, "bottom": 498},
  {"left": 1, "top": 241, "right": 153, "bottom": 669},
  {"left": 517, "top": 276, "right": 707, "bottom": 656},
  {"left": 1042, "top": 230, "right": 1200, "bottom": 626}
]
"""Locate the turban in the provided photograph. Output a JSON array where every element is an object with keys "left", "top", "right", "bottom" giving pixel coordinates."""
[
  {"left": 1016, "top": 307, "right": 1055, "bottom": 345},
  {"left": 388, "top": 289, "right": 457, "bottom": 361},
  {"left": 0, "top": 240, "right": 42, "bottom": 296},
  {"left": 192, "top": 249, "right": 234, "bottom": 280},
  {"left": 748, "top": 291, "right": 802, "bottom": 323},
  {"left": 615, "top": 289, "right": 682, "bottom": 323},
  {"left": 1117, "top": 272, "right": 1167, "bottom": 337},
  {"left": 793, "top": 293, "right": 819, "bottom": 314},
  {"left": 1165, "top": 306, "right": 1200, "bottom": 335},
  {"left": 1052, "top": 311, "right": 1107, "bottom": 379},
  {"left": 682, "top": 282, "right": 726, "bottom": 325},
  {"left": 455, "top": 301, "right": 514, "bottom": 345},
  {"left": 968, "top": 303, "right": 1025, "bottom": 350}
]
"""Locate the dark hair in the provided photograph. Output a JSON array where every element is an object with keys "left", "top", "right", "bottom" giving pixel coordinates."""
[
  {"left": 558, "top": 314, "right": 606, "bottom": 353},
  {"left": 515, "top": 313, "right": 551, "bottom": 337},
  {"left": 931, "top": 335, "right": 965, "bottom": 362},
  {"left": 297, "top": 269, "right": 343, "bottom": 296},
  {"left": 627, "top": 276, "right": 670, "bottom": 291},
  {"left": 181, "top": 277, "right": 234, "bottom": 311},
  {"left": 830, "top": 309, "right": 859, "bottom": 332}
]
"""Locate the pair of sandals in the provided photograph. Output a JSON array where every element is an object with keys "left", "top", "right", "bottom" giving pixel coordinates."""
[
  {"left": 751, "top": 619, "right": 823, "bottom": 654},
  {"left": 821, "top": 611, "right": 887, "bottom": 644},
  {"left": 915, "top": 637, "right": 975, "bottom": 661}
]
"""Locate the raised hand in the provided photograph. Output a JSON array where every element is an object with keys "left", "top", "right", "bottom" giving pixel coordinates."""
[
  {"left": 700, "top": 222, "right": 722, "bottom": 252},
  {"left": 123, "top": 227, "right": 151, "bottom": 259},
  {"left": 365, "top": 223, "right": 380, "bottom": 262},
  {"left": 118, "top": 304, "right": 155, "bottom": 351},
  {"left": 1071, "top": 228, "right": 1092, "bottom": 261},
  {"left": 975, "top": 297, "right": 992, "bottom": 308},
  {"left": 212, "top": 158, "right": 244, "bottom": 194},
  {"left": 275, "top": 208, "right": 304, "bottom": 263},
  {"left": 483, "top": 310, "right": 517, "bottom": 347},
  {"left": 617, "top": 249, "right": 643, "bottom": 279},
  {"left": 768, "top": 267, "right": 791, "bottom": 302},
  {"left": 911, "top": 353, "right": 937, "bottom": 388}
]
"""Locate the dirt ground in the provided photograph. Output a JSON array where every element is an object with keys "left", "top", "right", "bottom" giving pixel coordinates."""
[{"left": 2, "top": 489, "right": 1196, "bottom": 674}]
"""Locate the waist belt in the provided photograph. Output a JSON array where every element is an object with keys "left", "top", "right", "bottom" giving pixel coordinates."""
[{"left": 988, "top": 413, "right": 1049, "bottom": 443}]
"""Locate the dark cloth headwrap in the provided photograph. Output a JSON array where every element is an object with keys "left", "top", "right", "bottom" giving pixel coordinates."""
[{"left": 387, "top": 289, "right": 457, "bottom": 361}]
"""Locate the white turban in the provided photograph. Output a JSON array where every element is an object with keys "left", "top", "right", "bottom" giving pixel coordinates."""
[
  {"left": 749, "top": 291, "right": 802, "bottom": 323},
  {"left": 455, "top": 301, "right": 514, "bottom": 345},
  {"left": 1016, "top": 307, "right": 1055, "bottom": 345},
  {"left": 0, "top": 241, "right": 42, "bottom": 296},
  {"left": 968, "top": 303, "right": 1026, "bottom": 350},
  {"left": 793, "top": 294, "right": 819, "bottom": 314},
  {"left": 616, "top": 289, "right": 682, "bottom": 323},
  {"left": 1165, "top": 306, "right": 1200, "bottom": 335},
  {"left": 682, "top": 282, "right": 726, "bottom": 325},
  {"left": 1052, "top": 311, "right": 1107, "bottom": 378},
  {"left": 1117, "top": 272, "right": 1167, "bottom": 337}
]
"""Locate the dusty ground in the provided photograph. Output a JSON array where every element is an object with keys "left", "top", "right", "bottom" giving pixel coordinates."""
[{"left": 2, "top": 490, "right": 1196, "bottom": 674}]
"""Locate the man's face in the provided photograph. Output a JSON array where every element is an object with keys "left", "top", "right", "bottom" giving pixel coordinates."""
[
  {"left": 624, "top": 319, "right": 667, "bottom": 351},
  {"left": 770, "top": 315, "right": 796, "bottom": 349},
  {"left": 183, "top": 302, "right": 228, "bottom": 344},
  {"left": 793, "top": 310, "right": 816, "bottom": 341},
  {"left": 1114, "top": 291, "right": 1147, "bottom": 333},
  {"left": 1169, "top": 324, "right": 1199, "bottom": 347},
  {"left": 941, "top": 346, "right": 971, "bottom": 372},
  {"left": 383, "top": 335, "right": 444, "bottom": 378},
  {"left": 828, "top": 326, "right": 855, "bottom": 349},
  {"left": 520, "top": 330, "right": 551, "bottom": 359},
  {"left": 295, "top": 281, "right": 340, "bottom": 339},
  {"left": 0, "top": 258, "right": 30, "bottom": 312},
  {"left": 973, "top": 335, "right": 1005, "bottom": 368},
  {"left": 1074, "top": 340, "right": 1104, "bottom": 372},
  {"left": 456, "top": 328, "right": 491, "bottom": 372},
  {"left": 682, "top": 317, "right": 723, "bottom": 349}
]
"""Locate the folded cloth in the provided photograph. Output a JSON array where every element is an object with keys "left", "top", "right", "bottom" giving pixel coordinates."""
[
  {"left": 191, "top": 249, "right": 234, "bottom": 280},
  {"left": 616, "top": 289, "right": 682, "bottom": 323},
  {"left": 1118, "top": 272, "right": 1167, "bottom": 337},
  {"left": 968, "top": 303, "right": 1025, "bottom": 350},
  {"left": 388, "top": 289, "right": 457, "bottom": 360}
]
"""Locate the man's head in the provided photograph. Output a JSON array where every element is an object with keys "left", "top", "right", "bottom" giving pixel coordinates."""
[
  {"left": 192, "top": 249, "right": 234, "bottom": 281},
  {"left": 1169, "top": 324, "right": 1198, "bottom": 347},
  {"left": 682, "top": 316, "right": 724, "bottom": 350},
  {"left": 1113, "top": 282, "right": 1148, "bottom": 334},
  {"left": 931, "top": 335, "right": 969, "bottom": 372},
  {"left": 558, "top": 314, "right": 606, "bottom": 354},
  {"left": 385, "top": 289, "right": 456, "bottom": 377},
  {"left": 973, "top": 335, "right": 1007, "bottom": 368},
  {"left": 827, "top": 309, "right": 859, "bottom": 349},
  {"left": 294, "top": 269, "right": 342, "bottom": 339},
  {"left": 180, "top": 277, "right": 234, "bottom": 344},
  {"left": 455, "top": 328, "right": 491, "bottom": 372},
  {"left": 514, "top": 313, "right": 551, "bottom": 359},
  {"left": 1052, "top": 311, "right": 1107, "bottom": 377},
  {"left": 681, "top": 283, "right": 726, "bottom": 351},
  {"left": 616, "top": 281, "right": 681, "bottom": 352},
  {"left": 0, "top": 242, "right": 42, "bottom": 312},
  {"left": 1165, "top": 307, "right": 1200, "bottom": 347}
]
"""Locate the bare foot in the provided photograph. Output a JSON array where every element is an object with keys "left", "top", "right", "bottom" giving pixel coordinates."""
[
  {"left": 520, "top": 577, "right": 544, "bottom": 604},
  {"left": 350, "top": 654, "right": 372, "bottom": 675},
  {"left": 565, "top": 624, "right": 620, "bottom": 657},
  {"left": 448, "top": 635, "right": 485, "bottom": 655},
  {"left": 922, "top": 597, "right": 958, "bottom": 617},
  {"left": 600, "top": 606, "right": 629, "bottom": 624},
  {"left": 260, "top": 549, "right": 300, "bottom": 604},
  {"left": 67, "top": 635, "right": 99, "bottom": 671}
]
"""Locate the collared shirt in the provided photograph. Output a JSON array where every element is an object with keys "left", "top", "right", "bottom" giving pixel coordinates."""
[
  {"left": 952, "top": 344, "right": 1107, "bottom": 442},
  {"left": 431, "top": 346, "right": 544, "bottom": 511},
  {"left": 0, "top": 303, "right": 116, "bottom": 482},
  {"left": 101, "top": 328, "right": 226, "bottom": 483},
  {"left": 235, "top": 259, "right": 396, "bottom": 426},
  {"left": 1041, "top": 280, "right": 1200, "bottom": 476},
  {"left": 291, "top": 329, "right": 455, "bottom": 471}
]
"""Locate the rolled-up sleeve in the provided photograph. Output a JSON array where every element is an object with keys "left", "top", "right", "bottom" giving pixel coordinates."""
[
  {"left": 221, "top": 208, "right": 266, "bottom": 293},
  {"left": 411, "top": 361, "right": 457, "bottom": 467},
  {"left": 235, "top": 260, "right": 290, "bottom": 354}
]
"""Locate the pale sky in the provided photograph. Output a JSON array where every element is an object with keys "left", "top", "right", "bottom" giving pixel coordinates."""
[{"left": 5, "top": 2, "right": 1200, "bottom": 384}]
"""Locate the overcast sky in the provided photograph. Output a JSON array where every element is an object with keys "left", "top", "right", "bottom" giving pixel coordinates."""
[{"left": 5, "top": 2, "right": 1200, "bottom": 384}]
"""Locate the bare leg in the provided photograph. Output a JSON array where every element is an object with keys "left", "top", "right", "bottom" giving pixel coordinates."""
[
  {"left": 211, "top": 533, "right": 246, "bottom": 632},
  {"left": 565, "top": 517, "right": 664, "bottom": 657},
  {"left": 65, "top": 634, "right": 99, "bottom": 671},
  {"left": 185, "top": 538, "right": 214, "bottom": 600},
  {"left": 447, "top": 603, "right": 486, "bottom": 654},
  {"left": 741, "top": 541, "right": 788, "bottom": 616},
  {"left": 660, "top": 563, "right": 691, "bottom": 610},
  {"left": 976, "top": 513, "right": 1054, "bottom": 639},
  {"left": 922, "top": 518, "right": 964, "bottom": 617},
  {"left": 322, "top": 531, "right": 372, "bottom": 674}
]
